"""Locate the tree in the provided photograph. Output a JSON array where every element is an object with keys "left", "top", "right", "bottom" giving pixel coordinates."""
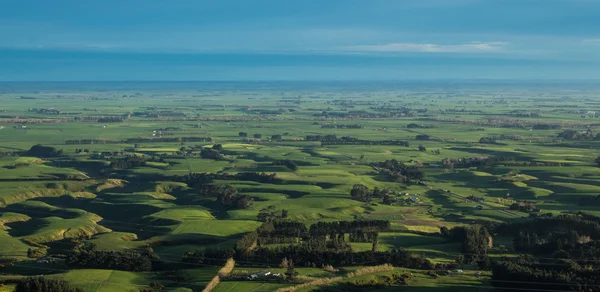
[
  {"left": 418, "top": 145, "right": 427, "bottom": 152},
  {"left": 477, "top": 255, "right": 492, "bottom": 270},
  {"left": 441, "top": 158, "right": 454, "bottom": 169},
  {"left": 26, "top": 144, "right": 62, "bottom": 158},
  {"left": 212, "top": 144, "right": 223, "bottom": 151},
  {"left": 271, "top": 134, "right": 282, "bottom": 141},
  {"left": 596, "top": 156, "right": 600, "bottom": 167},
  {"left": 383, "top": 194, "right": 395, "bottom": 205},
  {"left": 239, "top": 132, "right": 248, "bottom": 137},
  {"left": 440, "top": 226, "right": 450, "bottom": 237},
  {"left": 285, "top": 259, "right": 298, "bottom": 281},
  {"left": 372, "top": 239, "right": 379, "bottom": 252},
  {"left": 350, "top": 184, "right": 371, "bottom": 202},
  {"left": 253, "top": 133, "right": 262, "bottom": 139},
  {"left": 280, "top": 257, "right": 290, "bottom": 268},
  {"left": 455, "top": 254, "right": 465, "bottom": 266}
]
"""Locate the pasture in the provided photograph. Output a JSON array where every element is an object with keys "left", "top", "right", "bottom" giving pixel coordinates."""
[{"left": 0, "top": 81, "right": 599, "bottom": 291}]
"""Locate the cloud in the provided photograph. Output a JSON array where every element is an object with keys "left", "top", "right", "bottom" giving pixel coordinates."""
[{"left": 344, "top": 41, "right": 508, "bottom": 53}]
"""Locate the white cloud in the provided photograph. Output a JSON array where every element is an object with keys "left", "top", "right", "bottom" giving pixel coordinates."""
[{"left": 344, "top": 41, "right": 508, "bottom": 53}]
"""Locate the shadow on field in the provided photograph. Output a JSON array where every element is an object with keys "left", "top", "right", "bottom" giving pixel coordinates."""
[
  {"left": 35, "top": 196, "right": 164, "bottom": 222},
  {"left": 447, "top": 147, "right": 533, "bottom": 161},
  {"left": 99, "top": 220, "right": 173, "bottom": 240},
  {"left": 238, "top": 187, "right": 310, "bottom": 198},
  {"left": 1, "top": 202, "right": 81, "bottom": 219},
  {"left": 433, "top": 171, "right": 538, "bottom": 199},
  {"left": 46, "top": 158, "right": 107, "bottom": 177},
  {"left": 5, "top": 218, "right": 49, "bottom": 237},
  {"left": 2, "top": 261, "right": 67, "bottom": 276},
  {"left": 426, "top": 190, "right": 468, "bottom": 210}
]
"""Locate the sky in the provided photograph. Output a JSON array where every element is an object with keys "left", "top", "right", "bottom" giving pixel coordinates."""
[{"left": 1, "top": 0, "right": 599, "bottom": 81}]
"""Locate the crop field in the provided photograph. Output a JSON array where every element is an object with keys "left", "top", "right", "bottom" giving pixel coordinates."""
[{"left": 0, "top": 81, "right": 599, "bottom": 291}]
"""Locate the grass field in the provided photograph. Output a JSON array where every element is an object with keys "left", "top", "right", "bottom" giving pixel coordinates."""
[{"left": 1, "top": 81, "right": 599, "bottom": 291}]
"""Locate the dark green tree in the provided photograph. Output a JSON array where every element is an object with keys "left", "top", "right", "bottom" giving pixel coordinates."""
[{"left": 350, "top": 184, "right": 371, "bottom": 202}]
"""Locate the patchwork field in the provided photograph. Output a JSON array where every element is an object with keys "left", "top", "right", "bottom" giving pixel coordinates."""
[{"left": 0, "top": 81, "right": 599, "bottom": 291}]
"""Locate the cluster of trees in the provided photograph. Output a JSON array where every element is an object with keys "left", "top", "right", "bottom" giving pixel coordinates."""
[
  {"left": 507, "top": 111, "right": 541, "bottom": 118},
  {"left": 513, "top": 230, "right": 594, "bottom": 255},
  {"left": 74, "top": 148, "right": 89, "bottom": 153},
  {"left": 177, "top": 172, "right": 278, "bottom": 187},
  {"left": 492, "top": 214, "right": 600, "bottom": 259},
  {"left": 407, "top": 123, "right": 435, "bottom": 129},
  {"left": 96, "top": 116, "right": 124, "bottom": 123},
  {"left": 240, "top": 246, "right": 434, "bottom": 269},
  {"left": 532, "top": 124, "right": 562, "bottom": 130},
  {"left": 320, "top": 124, "right": 364, "bottom": 129},
  {"left": 109, "top": 156, "right": 147, "bottom": 170},
  {"left": 255, "top": 220, "right": 390, "bottom": 245},
  {"left": 309, "top": 220, "right": 390, "bottom": 236},
  {"left": 26, "top": 144, "right": 63, "bottom": 158},
  {"left": 509, "top": 201, "right": 540, "bottom": 213},
  {"left": 66, "top": 244, "right": 152, "bottom": 272},
  {"left": 441, "top": 226, "right": 492, "bottom": 264},
  {"left": 304, "top": 135, "right": 410, "bottom": 146},
  {"left": 200, "top": 148, "right": 224, "bottom": 160},
  {"left": 132, "top": 111, "right": 186, "bottom": 118},
  {"left": 15, "top": 277, "right": 83, "bottom": 292},
  {"left": 217, "top": 190, "right": 253, "bottom": 210},
  {"left": 245, "top": 109, "right": 285, "bottom": 115},
  {"left": 439, "top": 156, "right": 517, "bottom": 169},
  {"left": 194, "top": 184, "right": 253, "bottom": 210},
  {"left": 257, "top": 205, "right": 288, "bottom": 222},
  {"left": 184, "top": 218, "right": 442, "bottom": 271},
  {"left": 126, "top": 137, "right": 212, "bottom": 143},
  {"left": 183, "top": 244, "right": 433, "bottom": 271},
  {"left": 182, "top": 248, "right": 235, "bottom": 266},
  {"left": 486, "top": 213, "right": 600, "bottom": 291},
  {"left": 236, "top": 219, "right": 391, "bottom": 256},
  {"left": 65, "top": 139, "right": 121, "bottom": 144},
  {"left": 272, "top": 159, "right": 298, "bottom": 171},
  {"left": 478, "top": 137, "right": 498, "bottom": 144},
  {"left": 492, "top": 214, "right": 600, "bottom": 239},
  {"left": 305, "top": 134, "right": 340, "bottom": 142},
  {"left": 374, "top": 159, "right": 425, "bottom": 183},
  {"left": 415, "top": 134, "right": 431, "bottom": 140},
  {"left": 557, "top": 129, "right": 598, "bottom": 140},
  {"left": 256, "top": 221, "right": 308, "bottom": 244},
  {"left": 349, "top": 184, "right": 388, "bottom": 202},
  {"left": 316, "top": 273, "right": 412, "bottom": 291},
  {"left": 491, "top": 257, "right": 600, "bottom": 292}
]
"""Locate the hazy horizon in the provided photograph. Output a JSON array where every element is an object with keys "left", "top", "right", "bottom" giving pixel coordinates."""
[{"left": 2, "top": 0, "right": 600, "bottom": 81}]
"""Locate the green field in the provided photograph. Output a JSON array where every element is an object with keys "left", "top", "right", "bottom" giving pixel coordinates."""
[{"left": 1, "top": 81, "right": 599, "bottom": 291}]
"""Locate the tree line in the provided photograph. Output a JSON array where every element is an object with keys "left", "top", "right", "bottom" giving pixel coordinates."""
[{"left": 176, "top": 172, "right": 279, "bottom": 186}]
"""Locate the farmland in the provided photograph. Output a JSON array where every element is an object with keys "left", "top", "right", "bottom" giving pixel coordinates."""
[{"left": 0, "top": 81, "right": 600, "bottom": 291}]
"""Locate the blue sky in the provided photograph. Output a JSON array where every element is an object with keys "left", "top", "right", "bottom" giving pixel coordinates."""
[{"left": 1, "top": 0, "right": 599, "bottom": 80}]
